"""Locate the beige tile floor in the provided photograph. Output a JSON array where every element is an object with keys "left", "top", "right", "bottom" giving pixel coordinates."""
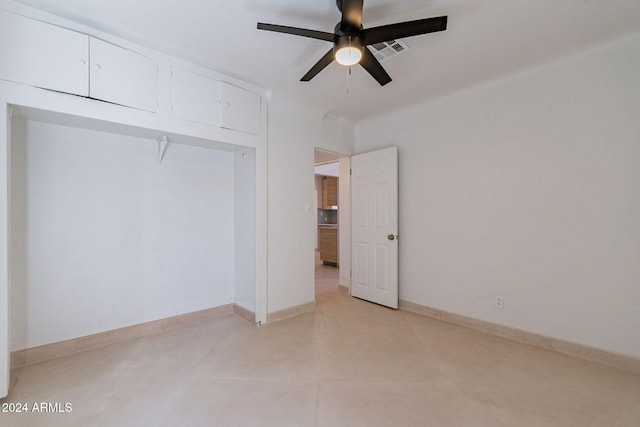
[{"left": 1, "top": 254, "right": 639, "bottom": 426}]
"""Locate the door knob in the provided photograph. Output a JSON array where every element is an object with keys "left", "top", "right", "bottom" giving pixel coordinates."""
[{"left": 387, "top": 234, "right": 396, "bottom": 241}]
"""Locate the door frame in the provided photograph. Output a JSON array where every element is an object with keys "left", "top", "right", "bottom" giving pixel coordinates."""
[{"left": 314, "top": 149, "right": 351, "bottom": 293}]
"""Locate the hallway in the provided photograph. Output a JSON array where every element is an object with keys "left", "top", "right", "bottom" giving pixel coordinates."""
[{"left": 315, "top": 250, "right": 340, "bottom": 298}]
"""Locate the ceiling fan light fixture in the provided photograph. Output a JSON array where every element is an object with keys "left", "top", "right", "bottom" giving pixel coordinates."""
[
  {"left": 334, "top": 35, "right": 363, "bottom": 66},
  {"left": 335, "top": 45, "right": 363, "bottom": 66}
]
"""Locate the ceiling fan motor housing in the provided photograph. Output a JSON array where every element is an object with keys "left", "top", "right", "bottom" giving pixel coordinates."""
[
  {"left": 334, "top": 33, "right": 363, "bottom": 52},
  {"left": 333, "top": 21, "right": 364, "bottom": 49}
]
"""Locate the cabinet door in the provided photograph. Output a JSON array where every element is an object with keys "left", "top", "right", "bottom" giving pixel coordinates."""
[
  {"left": 171, "top": 67, "right": 222, "bottom": 126},
  {"left": 220, "top": 82, "right": 261, "bottom": 135},
  {"left": 319, "top": 228, "right": 338, "bottom": 264},
  {"left": 89, "top": 38, "right": 158, "bottom": 112},
  {"left": 322, "top": 176, "right": 339, "bottom": 209},
  {"left": 0, "top": 11, "right": 89, "bottom": 96}
]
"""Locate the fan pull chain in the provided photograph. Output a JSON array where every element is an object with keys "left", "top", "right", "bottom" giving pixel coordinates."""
[{"left": 346, "top": 36, "right": 352, "bottom": 94}]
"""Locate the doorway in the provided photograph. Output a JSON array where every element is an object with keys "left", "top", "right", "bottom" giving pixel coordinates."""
[
  {"left": 314, "top": 149, "right": 350, "bottom": 299},
  {"left": 314, "top": 146, "right": 399, "bottom": 309}
]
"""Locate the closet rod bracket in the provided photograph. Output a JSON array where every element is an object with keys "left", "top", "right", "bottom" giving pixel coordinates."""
[{"left": 157, "top": 135, "right": 169, "bottom": 162}]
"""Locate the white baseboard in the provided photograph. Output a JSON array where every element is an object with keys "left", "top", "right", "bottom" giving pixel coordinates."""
[
  {"left": 11, "top": 304, "right": 234, "bottom": 369},
  {"left": 233, "top": 304, "right": 256, "bottom": 324},
  {"left": 267, "top": 301, "right": 315, "bottom": 323},
  {"left": 399, "top": 300, "right": 640, "bottom": 375}
]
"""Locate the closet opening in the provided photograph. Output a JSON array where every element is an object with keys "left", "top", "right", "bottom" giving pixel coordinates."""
[{"left": 7, "top": 105, "right": 257, "bottom": 362}]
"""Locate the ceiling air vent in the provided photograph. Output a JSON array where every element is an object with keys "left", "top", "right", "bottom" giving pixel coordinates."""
[{"left": 368, "top": 39, "right": 409, "bottom": 62}]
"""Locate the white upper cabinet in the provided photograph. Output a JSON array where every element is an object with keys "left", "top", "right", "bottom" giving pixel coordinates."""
[
  {"left": 220, "top": 83, "right": 261, "bottom": 135},
  {"left": 0, "top": 10, "right": 89, "bottom": 96},
  {"left": 89, "top": 38, "right": 158, "bottom": 112},
  {"left": 0, "top": 11, "right": 158, "bottom": 112},
  {"left": 0, "top": 10, "right": 259, "bottom": 129},
  {"left": 171, "top": 67, "right": 261, "bottom": 135},
  {"left": 171, "top": 67, "right": 222, "bottom": 126}
]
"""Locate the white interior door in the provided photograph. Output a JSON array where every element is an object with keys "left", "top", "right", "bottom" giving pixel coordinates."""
[{"left": 351, "top": 146, "right": 398, "bottom": 309}]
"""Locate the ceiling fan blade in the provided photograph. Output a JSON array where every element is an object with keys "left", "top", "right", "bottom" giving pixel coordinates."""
[
  {"left": 301, "top": 49, "right": 336, "bottom": 82},
  {"left": 340, "top": 0, "right": 364, "bottom": 31},
  {"left": 361, "top": 16, "right": 447, "bottom": 45},
  {"left": 257, "top": 23, "right": 335, "bottom": 42},
  {"left": 359, "top": 47, "right": 392, "bottom": 86}
]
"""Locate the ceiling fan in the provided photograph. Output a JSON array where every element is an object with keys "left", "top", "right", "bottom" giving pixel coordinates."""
[{"left": 257, "top": 0, "right": 447, "bottom": 86}]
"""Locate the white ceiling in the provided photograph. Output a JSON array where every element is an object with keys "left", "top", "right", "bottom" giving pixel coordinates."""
[{"left": 10, "top": 0, "right": 640, "bottom": 122}]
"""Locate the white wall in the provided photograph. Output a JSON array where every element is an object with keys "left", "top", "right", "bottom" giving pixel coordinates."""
[
  {"left": 267, "top": 91, "right": 354, "bottom": 313},
  {"left": 338, "top": 157, "right": 351, "bottom": 288},
  {"left": 10, "top": 119, "right": 235, "bottom": 349},
  {"left": 0, "top": 102, "right": 9, "bottom": 396},
  {"left": 234, "top": 148, "right": 256, "bottom": 312},
  {"left": 355, "top": 33, "right": 640, "bottom": 357}
]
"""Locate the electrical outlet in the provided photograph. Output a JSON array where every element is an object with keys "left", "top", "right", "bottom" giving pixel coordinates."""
[{"left": 495, "top": 296, "right": 504, "bottom": 309}]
